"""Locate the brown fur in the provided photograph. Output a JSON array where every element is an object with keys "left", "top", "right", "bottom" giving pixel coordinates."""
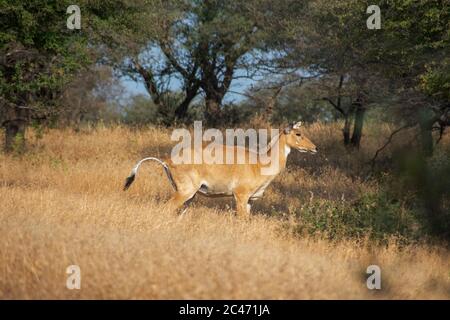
[{"left": 126, "top": 122, "right": 317, "bottom": 217}]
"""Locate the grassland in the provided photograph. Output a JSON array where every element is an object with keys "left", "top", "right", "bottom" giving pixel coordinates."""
[{"left": 0, "top": 123, "right": 449, "bottom": 299}]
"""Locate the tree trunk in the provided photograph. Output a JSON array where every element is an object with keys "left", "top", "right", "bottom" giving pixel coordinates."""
[
  {"left": 419, "top": 124, "right": 433, "bottom": 157},
  {"left": 4, "top": 120, "right": 26, "bottom": 153},
  {"left": 205, "top": 96, "right": 222, "bottom": 126},
  {"left": 418, "top": 108, "right": 434, "bottom": 157},
  {"left": 350, "top": 101, "right": 366, "bottom": 148},
  {"left": 174, "top": 84, "right": 200, "bottom": 121},
  {"left": 174, "top": 99, "right": 190, "bottom": 120},
  {"left": 343, "top": 114, "right": 351, "bottom": 145}
]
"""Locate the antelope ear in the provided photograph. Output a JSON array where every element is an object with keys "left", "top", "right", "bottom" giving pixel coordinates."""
[
  {"left": 283, "top": 123, "right": 294, "bottom": 134},
  {"left": 293, "top": 121, "right": 303, "bottom": 129}
]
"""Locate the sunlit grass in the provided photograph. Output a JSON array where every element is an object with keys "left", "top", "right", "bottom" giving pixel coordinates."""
[{"left": 0, "top": 124, "right": 449, "bottom": 299}]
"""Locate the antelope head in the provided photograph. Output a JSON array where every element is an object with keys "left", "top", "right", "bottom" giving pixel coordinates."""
[{"left": 283, "top": 121, "right": 318, "bottom": 154}]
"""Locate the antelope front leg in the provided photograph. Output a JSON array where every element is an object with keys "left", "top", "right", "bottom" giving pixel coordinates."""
[{"left": 233, "top": 189, "right": 251, "bottom": 218}]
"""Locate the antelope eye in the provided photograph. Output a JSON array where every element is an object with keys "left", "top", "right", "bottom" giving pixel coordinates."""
[{"left": 296, "top": 133, "right": 301, "bottom": 137}]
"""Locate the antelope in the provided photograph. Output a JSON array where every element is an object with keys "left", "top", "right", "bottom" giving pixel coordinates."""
[{"left": 123, "top": 121, "right": 317, "bottom": 217}]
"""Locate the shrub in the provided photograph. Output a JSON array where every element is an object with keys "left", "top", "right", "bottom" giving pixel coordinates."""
[{"left": 291, "top": 191, "right": 421, "bottom": 244}]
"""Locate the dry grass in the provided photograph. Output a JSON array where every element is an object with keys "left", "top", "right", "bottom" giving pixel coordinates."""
[{"left": 0, "top": 124, "right": 449, "bottom": 299}]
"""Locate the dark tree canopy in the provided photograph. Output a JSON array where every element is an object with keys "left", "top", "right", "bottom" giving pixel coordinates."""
[
  {"left": 93, "top": 0, "right": 305, "bottom": 125},
  {"left": 0, "top": 0, "right": 115, "bottom": 151}
]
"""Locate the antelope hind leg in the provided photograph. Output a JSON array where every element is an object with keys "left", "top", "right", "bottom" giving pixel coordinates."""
[{"left": 164, "top": 190, "right": 197, "bottom": 214}]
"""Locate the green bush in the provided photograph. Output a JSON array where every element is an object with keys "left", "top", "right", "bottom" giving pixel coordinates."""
[{"left": 291, "top": 191, "right": 421, "bottom": 244}]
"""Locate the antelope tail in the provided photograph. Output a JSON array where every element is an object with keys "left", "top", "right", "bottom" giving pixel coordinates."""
[{"left": 123, "top": 157, "right": 177, "bottom": 191}]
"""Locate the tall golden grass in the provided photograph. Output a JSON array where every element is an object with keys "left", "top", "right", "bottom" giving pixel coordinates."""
[{"left": 0, "top": 123, "right": 449, "bottom": 299}]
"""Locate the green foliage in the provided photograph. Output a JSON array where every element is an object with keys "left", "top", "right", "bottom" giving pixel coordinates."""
[
  {"left": 0, "top": 0, "right": 92, "bottom": 105},
  {"left": 122, "top": 95, "right": 158, "bottom": 125},
  {"left": 375, "top": 0, "right": 450, "bottom": 102},
  {"left": 219, "top": 103, "right": 253, "bottom": 126},
  {"left": 292, "top": 191, "right": 421, "bottom": 244},
  {"left": 392, "top": 147, "right": 450, "bottom": 240},
  {"left": 0, "top": 0, "right": 134, "bottom": 151},
  {"left": 420, "top": 59, "right": 450, "bottom": 101},
  {"left": 274, "top": 84, "right": 340, "bottom": 123},
  {"left": 30, "top": 120, "right": 44, "bottom": 140},
  {"left": 122, "top": 93, "right": 204, "bottom": 126},
  {"left": 11, "top": 131, "right": 25, "bottom": 154}
]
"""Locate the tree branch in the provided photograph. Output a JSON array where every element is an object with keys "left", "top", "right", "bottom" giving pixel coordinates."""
[
  {"left": 322, "top": 97, "right": 346, "bottom": 115},
  {"left": 132, "top": 59, "right": 161, "bottom": 105},
  {"left": 369, "top": 123, "right": 417, "bottom": 170}
]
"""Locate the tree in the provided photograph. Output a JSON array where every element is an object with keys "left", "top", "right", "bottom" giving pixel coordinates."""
[
  {"left": 58, "top": 66, "right": 125, "bottom": 128},
  {"left": 371, "top": 0, "right": 450, "bottom": 156},
  {"left": 269, "top": 0, "right": 387, "bottom": 148},
  {"left": 95, "top": 0, "right": 303, "bottom": 125},
  {"left": 0, "top": 0, "right": 111, "bottom": 152},
  {"left": 274, "top": 0, "right": 449, "bottom": 151},
  {"left": 362, "top": 0, "right": 450, "bottom": 239}
]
